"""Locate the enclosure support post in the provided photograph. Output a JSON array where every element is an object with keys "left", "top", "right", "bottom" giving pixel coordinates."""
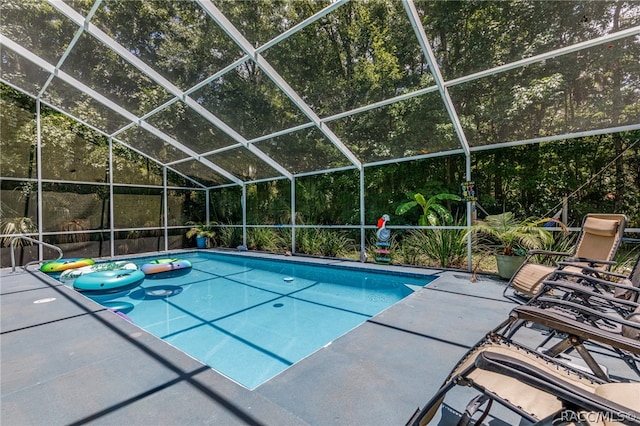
[
  {"left": 466, "top": 155, "right": 473, "bottom": 272},
  {"left": 205, "top": 188, "right": 210, "bottom": 225},
  {"left": 163, "top": 166, "right": 169, "bottom": 252},
  {"left": 291, "top": 177, "right": 296, "bottom": 255},
  {"left": 36, "top": 99, "right": 43, "bottom": 261},
  {"left": 242, "top": 184, "right": 247, "bottom": 248},
  {"left": 360, "top": 168, "right": 366, "bottom": 262},
  {"left": 108, "top": 138, "right": 115, "bottom": 257}
]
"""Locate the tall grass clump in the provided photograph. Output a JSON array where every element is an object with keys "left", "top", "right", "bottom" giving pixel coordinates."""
[
  {"left": 217, "top": 224, "right": 243, "bottom": 248},
  {"left": 247, "top": 227, "right": 286, "bottom": 252},
  {"left": 296, "top": 228, "right": 355, "bottom": 257},
  {"left": 422, "top": 218, "right": 468, "bottom": 268},
  {"left": 394, "top": 231, "right": 425, "bottom": 266},
  {"left": 399, "top": 218, "right": 467, "bottom": 268}
]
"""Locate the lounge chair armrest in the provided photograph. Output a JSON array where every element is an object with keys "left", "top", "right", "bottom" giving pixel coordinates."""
[
  {"left": 542, "top": 271, "right": 632, "bottom": 292},
  {"left": 555, "top": 263, "right": 627, "bottom": 279},
  {"left": 537, "top": 278, "right": 640, "bottom": 308},
  {"left": 534, "top": 297, "right": 639, "bottom": 326},
  {"left": 527, "top": 250, "right": 571, "bottom": 257},
  {"left": 562, "top": 257, "right": 617, "bottom": 267},
  {"left": 511, "top": 302, "right": 640, "bottom": 353}
]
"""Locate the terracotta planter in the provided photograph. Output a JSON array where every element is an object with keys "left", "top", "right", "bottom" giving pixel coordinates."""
[{"left": 495, "top": 254, "right": 525, "bottom": 280}]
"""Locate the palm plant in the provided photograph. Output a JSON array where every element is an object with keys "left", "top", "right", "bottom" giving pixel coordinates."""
[
  {"left": 468, "top": 212, "right": 563, "bottom": 256},
  {"left": 0, "top": 215, "right": 37, "bottom": 247},
  {"left": 185, "top": 223, "right": 216, "bottom": 239}
]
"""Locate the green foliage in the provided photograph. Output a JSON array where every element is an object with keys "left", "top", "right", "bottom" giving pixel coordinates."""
[
  {"left": 530, "top": 229, "right": 577, "bottom": 266},
  {"left": 395, "top": 192, "right": 462, "bottom": 226},
  {"left": 295, "top": 170, "right": 360, "bottom": 225},
  {"left": 2, "top": 0, "right": 640, "bottom": 268},
  {"left": 394, "top": 216, "right": 468, "bottom": 269},
  {"left": 0, "top": 215, "right": 37, "bottom": 247},
  {"left": 246, "top": 181, "right": 292, "bottom": 225},
  {"left": 468, "top": 212, "right": 561, "bottom": 256},
  {"left": 246, "top": 227, "right": 286, "bottom": 252},
  {"left": 471, "top": 134, "right": 640, "bottom": 223},
  {"left": 296, "top": 228, "right": 356, "bottom": 258},
  {"left": 422, "top": 222, "right": 469, "bottom": 269},
  {"left": 210, "top": 187, "right": 243, "bottom": 225},
  {"left": 185, "top": 223, "right": 216, "bottom": 240},
  {"left": 217, "top": 225, "right": 243, "bottom": 249},
  {"left": 614, "top": 242, "right": 640, "bottom": 274}
]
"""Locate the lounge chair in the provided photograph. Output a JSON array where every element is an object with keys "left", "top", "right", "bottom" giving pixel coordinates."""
[
  {"left": 504, "top": 213, "right": 627, "bottom": 303},
  {"left": 497, "top": 299, "right": 640, "bottom": 381},
  {"left": 406, "top": 334, "right": 640, "bottom": 426},
  {"left": 546, "top": 254, "right": 640, "bottom": 303},
  {"left": 529, "top": 255, "right": 640, "bottom": 320}
]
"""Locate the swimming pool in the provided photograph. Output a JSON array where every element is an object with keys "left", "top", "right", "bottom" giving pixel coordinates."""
[{"left": 66, "top": 252, "right": 436, "bottom": 389}]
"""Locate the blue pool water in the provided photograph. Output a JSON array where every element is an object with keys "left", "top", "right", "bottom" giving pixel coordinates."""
[{"left": 68, "top": 252, "right": 435, "bottom": 389}]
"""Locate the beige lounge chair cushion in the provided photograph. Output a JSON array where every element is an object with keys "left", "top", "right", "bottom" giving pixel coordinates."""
[
  {"left": 427, "top": 340, "right": 639, "bottom": 426},
  {"left": 511, "top": 263, "right": 555, "bottom": 297},
  {"left": 575, "top": 217, "right": 621, "bottom": 262},
  {"left": 583, "top": 217, "right": 619, "bottom": 237},
  {"left": 622, "top": 306, "right": 640, "bottom": 340},
  {"left": 576, "top": 241, "right": 617, "bottom": 265},
  {"left": 593, "top": 382, "right": 640, "bottom": 425},
  {"left": 470, "top": 348, "right": 640, "bottom": 425},
  {"left": 459, "top": 343, "right": 598, "bottom": 419}
]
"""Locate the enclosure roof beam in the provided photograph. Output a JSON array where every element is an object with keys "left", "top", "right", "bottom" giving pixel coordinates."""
[
  {"left": 47, "top": 0, "right": 184, "bottom": 98},
  {"left": 0, "top": 67, "right": 206, "bottom": 189},
  {"left": 0, "top": 35, "right": 139, "bottom": 123},
  {"left": 197, "top": 0, "right": 363, "bottom": 171},
  {"left": 37, "top": 1, "right": 102, "bottom": 99},
  {"left": 322, "top": 86, "right": 440, "bottom": 123},
  {"left": 445, "top": 25, "right": 640, "bottom": 88},
  {"left": 256, "top": 0, "right": 349, "bottom": 54},
  {"left": 469, "top": 123, "right": 640, "bottom": 153},
  {"left": 136, "top": 121, "right": 243, "bottom": 185},
  {"left": 403, "top": 0, "right": 471, "bottom": 158},
  {"left": 2, "top": 36, "right": 241, "bottom": 186},
  {"left": 46, "top": 0, "right": 291, "bottom": 183}
]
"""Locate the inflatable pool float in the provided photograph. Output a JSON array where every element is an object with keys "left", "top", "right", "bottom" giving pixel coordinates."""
[
  {"left": 102, "top": 301, "right": 135, "bottom": 314},
  {"left": 60, "top": 261, "right": 138, "bottom": 283},
  {"left": 141, "top": 258, "right": 192, "bottom": 275},
  {"left": 73, "top": 269, "right": 145, "bottom": 292},
  {"left": 40, "top": 258, "right": 95, "bottom": 273},
  {"left": 109, "top": 309, "right": 132, "bottom": 322}
]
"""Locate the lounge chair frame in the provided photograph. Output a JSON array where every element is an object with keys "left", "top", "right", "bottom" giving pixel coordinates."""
[
  {"left": 547, "top": 255, "right": 640, "bottom": 304},
  {"left": 406, "top": 334, "right": 640, "bottom": 426},
  {"left": 497, "top": 300, "right": 640, "bottom": 381},
  {"left": 504, "top": 213, "right": 627, "bottom": 303}
]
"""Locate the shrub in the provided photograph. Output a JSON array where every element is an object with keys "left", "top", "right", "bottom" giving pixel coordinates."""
[{"left": 247, "top": 227, "right": 285, "bottom": 252}]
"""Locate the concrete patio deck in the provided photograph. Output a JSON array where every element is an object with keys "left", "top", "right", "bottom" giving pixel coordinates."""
[{"left": 1, "top": 252, "right": 522, "bottom": 425}]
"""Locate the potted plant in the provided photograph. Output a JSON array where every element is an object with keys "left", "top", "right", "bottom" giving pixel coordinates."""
[
  {"left": 186, "top": 223, "right": 216, "bottom": 248},
  {"left": 467, "top": 212, "right": 562, "bottom": 279}
]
